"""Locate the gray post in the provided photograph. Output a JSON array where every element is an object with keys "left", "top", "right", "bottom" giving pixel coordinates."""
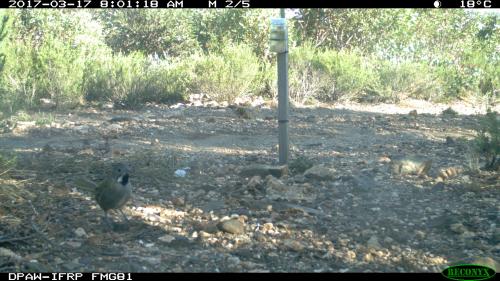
[{"left": 278, "top": 8, "right": 289, "bottom": 165}]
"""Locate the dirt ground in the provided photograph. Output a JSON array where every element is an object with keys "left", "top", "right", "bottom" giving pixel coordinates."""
[{"left": 0, "top": 98, "right": 498, "bottom": 272}]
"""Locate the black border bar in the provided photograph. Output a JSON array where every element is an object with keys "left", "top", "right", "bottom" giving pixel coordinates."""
[
  {"left": 3, "top": 0, "right": 499, "bottom": 9},
  {"left": 1, "top": 273, "right": 449, "bottom": 281}
]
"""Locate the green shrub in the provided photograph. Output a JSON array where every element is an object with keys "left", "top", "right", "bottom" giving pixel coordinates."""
[
  {"left": 252, "top": 60, "right": 276, "bottom": 99},
  {"left": 97, "top": 10, "right": 199, "bottom": 58},
  {"left": 289, "top": 44, "right": 379, "bottom": 103},
  {"left": 474, "top": 110, "right": 499, "bottom": 170},
  {"left": 288, "top": 43, "right": 324, "bottom": 104},
  {"left": 377, "top": 61, "right": 441, "bottom": 102},
  {"left": 128, "top": 57, "right": 194, "bottom": 105},
  {"left": 83, "top": 52, "right": 193, "bottom": 107},
  {"left": 316, "top": 49, "right": 379, "bottom": 102},
  {"left": 191, "top": 10, "right": 275, "bottom": 59},
  {"left": 0, "top": 10, "right": 106, "bottom": 112},
  {"left": 82, "top": 51, "right": 146, "bottom": 104},
  {"left": 192, "top": 44, "right": 260, "bottom": 103}
]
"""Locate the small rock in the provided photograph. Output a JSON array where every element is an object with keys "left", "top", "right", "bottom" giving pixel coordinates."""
[
  {"left": 78, "top": 148, "right": 94, "bottom": 156},
  {"left": 339, "top": 268, "right": 350, "bottom": 273},
  {"left": 346, "top": 250, "right": 357, "bottom": 260},
  {"left": 450, "top": 223, "right": 467, "bottom": 234},
  {"left": 415, "top": 230, "right": 426, "bottom": 239},
  {"left": 283, "top": 239, "right": 305, "bottom": 252},
  {"left": 303, "top": 164, "right": 337, "bottom": 181},
  {"left": 14, "top": 121, "right": 36, "bottom": 133},
  {"left": 206, "top": 100, "right": 219, "bottom": 107},
  {"left": 65, "top": 241, "right": 82, "bottom": 248},
  {"left": 108, "top": 124, "right": 123, "bottom": 131},
  {"left": 74, "top": 227, "right": 87, "bottom": 238},
  {"left": 0, "top": 247, "right": 23, "bottom": 262},
  {"left": 460, "top": 231, "right": 476, "bottom": 239},
  {"left": 61, "top": 261, "right": 81, "bottom": 271},
  {"left": 265, "top": 176, "right": 287, "bottom": 192},
  {"left": 254, "top": 232, "right": 266, "bottom": 242},
  {"left": 158, "top": 235, "right": 176, "bottom": 243},
  {"left": 383, "top": 237, "right": 394, "bottom": 244},
  {"left": 40, "top": 98, "right": 56, "bottom": 110},
  {"left": 367, "top": 236, "right": 381, "bottom": 249},
  {"left": 172, "top": 197, "right": 185, "bottom": 206},
  {"left": 364, "top": 253, "right": 374, "bottom": 262},
  {"left": 261, "top": 223, "right": 275, "bottom": 233},
  {"left": 202, "top": 222, "right": 219, "bottom": 234},
  {"left": 391, "top": 155, "right": 432, "bottom": 176},
  {"left": 251, "top": 96, "right": 265, "bottom": 107},
  {"left": 143, "top": 257, "right": 161, "bottom": 265},
  {"left": 102, "top": 103, "right": 114, "bottom": 109},
  {"left": 240, "top": 164, "right": 288, "bottom": 178},
  {"left": 74, "top": 125, "right": 90, "bottom": 134},
  {"left": 108, "top": 116, "right": 138, "bottom": 123},
  {"left": 305, "top": 115, "right": 317, "bottom": 122},
  {"left": 378, "top": 156, "right": 392, "bottom": 163},
  {"left": 199, "top": 231, "right": 212, "bottom": 239},
  {"left": 218, "top": 219, "right": 245, "bottom": 234},
  {"left": 247, "top": 176, "right": 263, "bottom": 189}
]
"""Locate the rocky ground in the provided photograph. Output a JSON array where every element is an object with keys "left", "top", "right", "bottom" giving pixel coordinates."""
[{"left": 0, "top": 98, "right": 498, "bottom": 272}]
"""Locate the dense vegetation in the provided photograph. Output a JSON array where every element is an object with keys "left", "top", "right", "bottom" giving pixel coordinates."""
[{"left": 0, "top": 9, "right": 498, "bottom": 113}]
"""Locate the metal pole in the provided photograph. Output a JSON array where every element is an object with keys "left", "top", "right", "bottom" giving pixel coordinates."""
[{"left": 278, "top": 8, "right": 289, "bottom": 165}]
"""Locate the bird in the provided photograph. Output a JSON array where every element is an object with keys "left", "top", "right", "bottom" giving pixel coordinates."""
[{"left": 74, "top": 163, "right": 132, "bottom": 227}]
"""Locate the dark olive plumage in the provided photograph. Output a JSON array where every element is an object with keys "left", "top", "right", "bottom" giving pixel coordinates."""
[{"left": 94, "top": 163, "right": 132, "bottom": 225}]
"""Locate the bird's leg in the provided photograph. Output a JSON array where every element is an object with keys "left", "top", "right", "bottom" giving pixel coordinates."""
[
  {"left": 102, "top": 211, "right": 113, "bottom": 228},
  {"left": 118, "top": 209, "right": 129, "bottom": 223}
]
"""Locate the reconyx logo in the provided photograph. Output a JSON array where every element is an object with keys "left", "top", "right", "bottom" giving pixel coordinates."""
[{"left": 442, "top": 264, "right": 496, "bottom": 281}]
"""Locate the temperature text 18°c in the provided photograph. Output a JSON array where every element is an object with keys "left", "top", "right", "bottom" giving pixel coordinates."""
[{"left": 460, "top": 0, "right": 492, "bottom": 8}]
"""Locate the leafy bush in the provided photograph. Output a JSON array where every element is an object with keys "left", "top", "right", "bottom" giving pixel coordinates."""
[
  {"left": 191, "top": 10, "right": 275, "bottom": 59},
  {"left": 129, "top": 57, "right": 194, "bottom": 105},
  {"left": 0, "top": 10, "right": 106, "bottom": 112},
  {"left": 289, "top": 44, "right": 379, "bottom": 103},
  {"left": 82, "top": 51, "right": 146, "bottom": 104},
  {"left": 192, "top": 44, "right": 260, "bottom": 103},
  {"left": 83, "top": 52, "right": 192, "bottom": 107},
  {"left": 473, "top": 110, "right": 499, "bottom": 170},
  {"left": 288, "top": 43, "right": 324, "bottom": 104},
  {"left": 377, "top": 61, "right": 441, "bottom": 102},
  {"left": 97, "top": 10, "right": 199, "bottom": 58},
  {"left": 316, "top": 49, "right": 379, "bottom": 102}
]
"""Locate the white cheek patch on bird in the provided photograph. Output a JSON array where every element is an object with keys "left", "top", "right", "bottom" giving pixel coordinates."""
[{"left": 118, "top": 174, "right": 129, "bottom": 185}]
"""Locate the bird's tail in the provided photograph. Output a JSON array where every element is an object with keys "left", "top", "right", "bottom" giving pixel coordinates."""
[{"left": 73, "top": 177, "right": 98, "bottom": 192}]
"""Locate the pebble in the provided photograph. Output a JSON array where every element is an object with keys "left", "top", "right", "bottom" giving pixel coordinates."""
[
  {"left": 219, "top": 219, "right": 245, "bottom": 234},
  {"left": 450, "top": 223, "right": 467, "bottom": 234},
  {"left": 283, "top": 239, "right": 305, "bottom": 252},
  {"left": 346, "top": 250, "right": 357, "bottom": 260},
  {"left": 74, "top": 227, "right": 87, "bottom": 238},
  {"left": 367, "top": 236, "right": 381, "bottom": 249},
  {"left": 158, "top": 235, "right": 176, "bottom": 243}
]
